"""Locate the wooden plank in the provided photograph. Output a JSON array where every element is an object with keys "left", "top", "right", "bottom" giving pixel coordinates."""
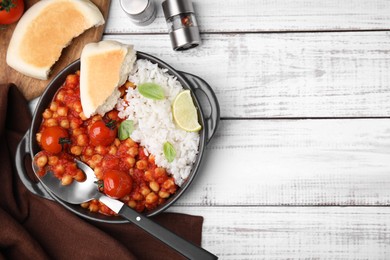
[
  {"left": 167, "top": 206, "right": 390, "bottom": 259},
  {"left": 105, "top": 0, "right": 390, "bottom": 33},
  {"left": 168, "top": 119, "right": 390, "bottom": 206},
  {"left": 104, "top": 32, "right": 390, "bottom": 118},
  {"left": 0, "top": 0, "right": 111, "bottom": 101}
]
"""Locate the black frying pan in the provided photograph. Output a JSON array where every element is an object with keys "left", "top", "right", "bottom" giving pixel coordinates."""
[{"left": 15, "top": 52, "right": 220, "bottom": 224}]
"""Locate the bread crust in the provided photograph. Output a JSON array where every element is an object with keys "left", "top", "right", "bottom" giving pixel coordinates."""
[
  {"left": 80, "top": 40, "right": 136, "bottom": 118},
  {"left": 6, "top": 0, "right": 104, "bottom": 80}
]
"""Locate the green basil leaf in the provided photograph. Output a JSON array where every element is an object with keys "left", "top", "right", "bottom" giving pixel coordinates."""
[
  {"left": 118, "top": 120, "right": 134, "bottom": 140},
  {"left": 138, "top": 82, "right": 165, "bottom": 100},
  {"left": 163, "top": 142, "right": 176, "bottom": 163}
]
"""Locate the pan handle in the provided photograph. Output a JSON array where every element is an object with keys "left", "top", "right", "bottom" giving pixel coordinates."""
[
  {"left": 15, "top": 131, "right": 53, "bottom": 200},
  {"left": 98, "top": 195, "right": 219, "bottom": 259},
  {"left": 179, "top": 72, "right": 220, "bottom": 144}
]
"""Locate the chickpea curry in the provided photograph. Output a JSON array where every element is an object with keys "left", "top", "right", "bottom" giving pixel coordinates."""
[{"left": 34, "top": 72, "right": 178, "bottom": 216}]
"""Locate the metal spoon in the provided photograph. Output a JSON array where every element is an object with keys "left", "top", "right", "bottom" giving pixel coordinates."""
[{"left": 32, "top": 157, "right": 218, "bottom": 260}]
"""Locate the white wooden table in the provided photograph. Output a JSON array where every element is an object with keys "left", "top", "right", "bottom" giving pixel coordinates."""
[{"left": 104, "top": 1, "right": 390, "bottom": 258}]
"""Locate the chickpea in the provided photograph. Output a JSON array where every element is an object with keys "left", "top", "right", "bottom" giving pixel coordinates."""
[
  {"left": 73, "top": 101, "right": 82, "bottom": 113},
  {"left": 88, "top": 203, "right": 99, "bottom": 212},
  {"left": 169, "top": 186, "right": 177, "bottom": 194},
  {"left": 124, "top": 138, "right": 136, "bottom": 147},
  {"left": 122, "top": 195, "right": 130, "bottom": 201},
  {"left": 54, "top": 164, "right": 64, "bottom": 175},
  {"left": 136, "top": 160, "right": 148, "bottom": 170},
  {"left": 145, "top": 192, "right": 158, "bottom": 204},
  {"left": 107, "top": 111, "right": 118, "bottom": 120},
  {"left": 87, "top": 160, "right": 96, "bottom": 169},
  {"left": 144, "top": 170, "right": 154, "bottom": 182},
  {"left": 80, "top": 202, "right": 89, "bottom": 208},
  {"left": 148, "top": 155, "right": 155, "bottom": 164},
  {"left": 155, "top": 167, "right": 166, "bottom": 178},
  {"left": 94, "top": 167, "right": 103, "bottom": 180},
  {"left": 70, "top": 119, "right": 80, "bottom": 129},
  {"left": 61, "top": 175, "right": 73, "bottom": 185},
  {"left": 109, "top": 146, "right": 117, "bottom": 155},
  {"left": 77, "top": 134, "right": 88, "bottom": 147},
  {"left": 95, "top": 145, "right": 107, "bottom": 155},
  {"left": 149, "top": 181, "right": 160, "bottom": 192},
  {"left": 126, "top": 157, "right": 135, "bottom": 167},
  {"left": 36, "top": 133, "right": 42, "bottom": 143},
  {"left": 46, "top": 118, "right": 58, "bottom": 127},
  {"left": 70, "top": 146, "right": 82, "bottom": 156},
  {"left": 132, "top": 192, "right": 143, "bottom": 201},
  {"left": 140, "top": 186, "right": 151, "bottom": 196},
  {"left": 42, "top": 109, "right": 53, "bottom": 119},
  {"left": 84, "top": 147, "right": 94, "bottom": 156},
  {"left": 50, "top": 101, "right": 58, "bottom": 111},
  {"left": 127, "top": 200, "right": 137, "bottom": 208},
  {"left": 91, "top": 115, "right": 102, "bottom": 124},
  {"left": 127, "top": 146, "right": 138, "bottom": 157},
  {"left": 73, "top": 169, "right": 85, "bottom": 182},
  {"left": 72, "top": 128, "right": 84, "bottom": 136},
  {"left": 79, "top": 112, "right": 87, "bottom": 120},
  {"left": 159, "top": 191, "right": 170, "bottom": 199},
  {"left": 114, "top": 138, "right": 121, "bottom": 147},
  {"left": 163, "top": 179, "right": 175, "bottom": 190},
  {"left": 92, "top": 154, "right": 103, "bottom": 164},
  {"left": 56, "top": 90, "right": 65, "bottom": 102},
  {"left": 57, "top": 106, "right": 68, "bottom": 116},
  {"left": 66, "top": 74, "right": 78, "bottom": 86},
  {"left": 36, "top": 155, "right": 48, "bottom": 168},
  {"left": 48, "top": 156, "right": 59, "bottom": 166},
  {"left": 60, "top": 119, "right": 70, "bottom": 129}
]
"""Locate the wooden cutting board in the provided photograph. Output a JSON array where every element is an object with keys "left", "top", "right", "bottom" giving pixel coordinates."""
[{"left": 0, "top": 0, "right": 111, "bottom": 100}]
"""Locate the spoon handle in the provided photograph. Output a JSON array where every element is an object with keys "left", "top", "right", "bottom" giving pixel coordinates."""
[
  {"left": 118, "top": 205, "right": 218, "bottom": 260},
  {"left": 99, "top": 195, "right": 218, "bottom": 259}
]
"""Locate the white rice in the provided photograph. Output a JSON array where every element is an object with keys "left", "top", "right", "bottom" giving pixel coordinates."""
[{"left": 116, "top": 59, "right": 200, "bottom": 186}]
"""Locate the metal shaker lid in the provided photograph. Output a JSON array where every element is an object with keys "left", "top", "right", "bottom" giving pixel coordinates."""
[
  {"left": 162, "top": 0, "right": 195, "bottom": 18},
  {"left": 120, "top": 0, "right": 156, "bottom": 25}
]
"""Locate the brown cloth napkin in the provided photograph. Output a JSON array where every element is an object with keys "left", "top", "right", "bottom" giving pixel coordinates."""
[{"left": 0, "top": 84, "right": 203, "bottom": 260}]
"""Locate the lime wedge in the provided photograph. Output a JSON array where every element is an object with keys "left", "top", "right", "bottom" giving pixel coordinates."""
[{"left": 172, "top": 90, "right": 202, "bottom": 132}]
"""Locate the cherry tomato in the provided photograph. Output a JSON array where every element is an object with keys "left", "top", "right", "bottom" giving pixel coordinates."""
[
  {"left": 103, "top": 170, "right": 133, "bottom": 199},
  {"left": 88, "top": 120, "right": 117, "bottom": 146},
  {"left": 41, "top": 126, "right": 69, "bottom": 154},
  {"left": 0, "top": 0, "right": 24, "bottom": 25}
]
